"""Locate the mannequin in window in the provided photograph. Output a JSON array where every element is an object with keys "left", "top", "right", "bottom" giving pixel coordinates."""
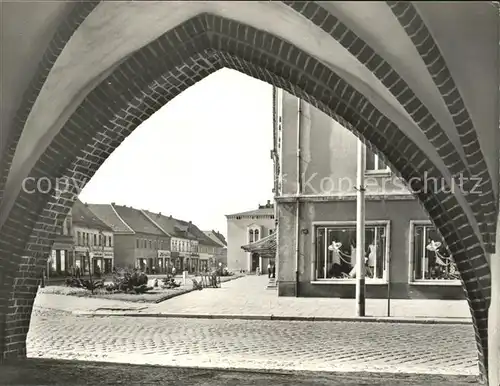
[
  {"left": 349, "top": 244, "right": 357, "bottom": 278},
  {"left": 349, "top": 243, "right": 370, "bottom": 278},
  {"left": 327, "top": 241, "right": 342, "bottom": 278},
  {"left": 366, "top": 243, "right": 376, "bottom": 278}
]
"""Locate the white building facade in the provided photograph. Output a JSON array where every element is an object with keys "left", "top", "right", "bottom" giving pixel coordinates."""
[{"left": 226, "top": 202, "right": 276, "bottom": 272}]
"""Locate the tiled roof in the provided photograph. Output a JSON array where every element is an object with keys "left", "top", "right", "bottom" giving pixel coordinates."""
[
  {"left": 241, "top": 232, "right": 276, "bottom": 257},
  {"left": 226, "top": 207, "right": 274, "bottom": 217},
  {"left": 142, "top": 210, "right": 219, "bottom": 246},
  {"left": 87, "top": 204, "right": 134, "bottom": 234},
  {"left": 72, "top": 200, "right": 114, "bottom": 232},
  {"left": 178, "top": 220, "right": 220, "bottom": 247},
  {"left": 141, "top": 210, "right": 188, "bottom": 239},
  {"left": 112, "top": 205, "right": 166, "bottom": 236},
  {"left": 203, "top": 230, "right": 227, "bottom": 247},
  {"left": 214, "top": 231, "right": 227, "bottom": 246}
]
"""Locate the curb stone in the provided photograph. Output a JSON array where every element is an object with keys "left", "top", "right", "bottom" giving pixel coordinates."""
[{"left": 72, "top": 311, "right": 473, "bottom": 325}]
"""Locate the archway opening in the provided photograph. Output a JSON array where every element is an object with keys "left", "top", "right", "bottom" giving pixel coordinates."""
[{"left": 0, "top": 3, "right": 495, "bottom": 382}]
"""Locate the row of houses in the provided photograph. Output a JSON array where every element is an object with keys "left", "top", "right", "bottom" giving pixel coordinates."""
[
  {"left": 49, "top": 200, "right": 227, "bottom": 276},
  {"left": 226, "top": 87, "right": 464, "bottom": 301}
]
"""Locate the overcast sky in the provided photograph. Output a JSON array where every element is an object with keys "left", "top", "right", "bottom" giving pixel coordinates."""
[{"left": 78, "top": 69, "right": 274, "bottom": 237}]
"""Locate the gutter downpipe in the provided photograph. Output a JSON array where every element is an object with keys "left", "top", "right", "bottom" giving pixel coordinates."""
[{"left": 295, "top": 98, "right": 302, "bottom": 297}]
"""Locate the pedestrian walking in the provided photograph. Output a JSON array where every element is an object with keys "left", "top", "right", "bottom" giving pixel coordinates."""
[
  {"left": 267, "top": 263, "right": 271, "bottom": 278},
  {"left": 272, "top": 264, "right": 276, "bottom": 279},
  {"left": 75, "top": 266, "right": 81, "bottom": 279},
  {"left": 172, "top": 266, "right": 176, "bottom": 276}
]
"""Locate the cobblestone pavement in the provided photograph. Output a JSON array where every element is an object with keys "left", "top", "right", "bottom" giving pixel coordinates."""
[{"left": 27, "top": 308, "right": 479, "bottom": 376}]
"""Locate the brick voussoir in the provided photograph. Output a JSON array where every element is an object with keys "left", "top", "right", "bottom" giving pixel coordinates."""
[
  {"left": 0, "top": 1, "right": 99, "bottom": 198},
  {"left": 1, "top": 11, "right": 490, "bottom": 376},
  {"left": 285, "top": 1, "right": 471, "bottom": 189}
]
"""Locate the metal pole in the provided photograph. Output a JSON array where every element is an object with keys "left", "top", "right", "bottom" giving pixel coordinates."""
[
  {"left": 356, "top": 141, "right": 366, "bottom": 317},
  {"left": 387, "top": 244, "right": 391, "bottom": 317},
  {"left": 87, "top": 250, "right": 94, "bottom": 294},
  {"left": 295, "top": 98, "right": 302, "bottom": 298},
  {"left": 101, "top": 232, "right": 104, "bottom": 276}
]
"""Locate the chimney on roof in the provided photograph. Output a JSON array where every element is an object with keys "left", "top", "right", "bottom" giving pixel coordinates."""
[
  {"left": 85, "top": 202, "right": 88, "bottom": 206},
  {"left": 169, "top": 215, "right": 172, "bottom": 218},
  {"left": 267, "top": 200, "right": 271, "bottom": 207},
  {"left": 111, "top": 202, "right": 115, "bottom": 206},
  {"left": 158, "top": 212, "right": 161, "bottom": 217}
]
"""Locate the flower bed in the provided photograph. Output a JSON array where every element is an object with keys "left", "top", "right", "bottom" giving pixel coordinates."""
[{"left": 39, "top": 273, "right": 245, "bottom": 304}]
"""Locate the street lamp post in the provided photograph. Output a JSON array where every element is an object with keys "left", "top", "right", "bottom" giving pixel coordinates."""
[
  {"left": 86, "top": 249, "right": 94, "bottom": 295},
  {"left": 99, "top": 231, "right": 105, "bottom": 275},
  {"left": 355, "top": 141, "right": 366, "bottom": 317}
]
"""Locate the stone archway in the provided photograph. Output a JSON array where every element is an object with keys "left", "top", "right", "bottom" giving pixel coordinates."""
[{"left": 0, "top": 2, "right": 498, "bottom": 383}]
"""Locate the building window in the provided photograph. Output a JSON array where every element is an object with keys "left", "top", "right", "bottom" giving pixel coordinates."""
[
  {"left": 269, "top": 229, "right": 274, "bottom": 235},
  {"left": 93, "top": 234, "right": 97, "bottom": 246},
  {"left": 249, "top": 230, "right": 254, "bottom": 243},
  {"left": 314, "top": 223, "right": 389, "bottom": 281},
  {"left": 136, "top": 239, "right": 140, "bottom": 248},
  {"left": 410, "top": 223, "right": 459, "bottom": 282},
  {"left": 77, "top": 232, "right": 82, "bottom": 246},
  {"left": 149, "top": 240, "right": 152, "bottom": 249},
  {"left": 365, "top": 147, "right": 388, "bottom": 172},
  {"left": 254, "top": 229, "right": 260, "bottom": 241},
  {"left": 109, "top": 236, "right": 112, "bottom": 247}
]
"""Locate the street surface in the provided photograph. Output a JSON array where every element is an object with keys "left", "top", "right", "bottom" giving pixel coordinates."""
[
  {"left": 27, "top": 307, "right": 479, "bottom": 376},
  {"left": 1, "top": 358, "right": 481, "bottom": 385}
]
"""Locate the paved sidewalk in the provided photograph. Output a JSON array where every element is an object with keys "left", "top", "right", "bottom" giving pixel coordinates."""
[
  {"left": 71, "top": 276, "right": 472, "bottom": 322},
  {"left": 34, "top": 276, "right": 473, "bottom": 323},
  {"left": 33, "top": 291, "right": 147, "bottom": 313}
]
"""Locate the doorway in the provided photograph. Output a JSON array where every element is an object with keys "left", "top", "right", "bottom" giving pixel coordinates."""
[{"left": 251, "top": 253, "right": 259, "bottom": 272}]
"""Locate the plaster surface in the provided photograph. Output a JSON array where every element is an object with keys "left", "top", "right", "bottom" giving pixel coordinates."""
[
  {"left": 5, "top": 1, "right": 442, "bottom": 224},
  {"left": 318, "top": 1, "right": 466, "bottom": 165},
  {"left": 0, "top": 1, "right": 75, "bottom": 155},
  {"left": 415, "top": 1, "right": 499, "bottom": 193}
]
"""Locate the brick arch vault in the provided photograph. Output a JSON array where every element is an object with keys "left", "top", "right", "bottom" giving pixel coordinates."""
[{"left": 0, "top": 2, "right": 498, "bottom": 384}]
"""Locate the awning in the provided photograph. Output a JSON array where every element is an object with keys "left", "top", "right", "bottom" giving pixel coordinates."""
[{"left": 241, "top": 232, "right": 276, "bottom": 257}]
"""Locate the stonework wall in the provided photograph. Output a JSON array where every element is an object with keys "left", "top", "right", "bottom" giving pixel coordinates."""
[{"left": 0, "top": 3, "right": 496, "bottom": 379}]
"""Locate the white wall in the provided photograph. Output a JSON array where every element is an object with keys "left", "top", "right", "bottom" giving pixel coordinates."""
[{"left": 227, "top": 216, "right": 275, "bottom": 271}]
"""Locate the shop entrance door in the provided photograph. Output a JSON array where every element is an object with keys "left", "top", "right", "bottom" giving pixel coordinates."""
[{"left": 251, "top": 253, "right": 259, "bottom": 272}]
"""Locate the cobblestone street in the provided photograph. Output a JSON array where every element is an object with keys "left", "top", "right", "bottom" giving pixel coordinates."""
[{"left": 27, "top": 307, "right": 479, "bottom": 376}]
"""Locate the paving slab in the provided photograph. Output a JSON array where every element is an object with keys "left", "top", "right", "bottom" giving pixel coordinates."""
[
  {"left": 80, "top": 276, "right": 472, "bottom": 320},
  {"left": 36, "top": 276, "right": 473, "bottom": 323}
]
